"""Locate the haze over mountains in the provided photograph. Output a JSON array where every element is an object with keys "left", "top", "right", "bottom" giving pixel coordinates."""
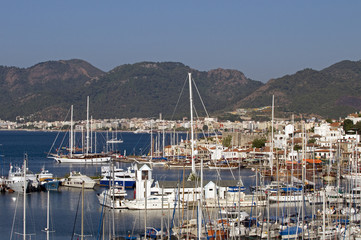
[{"left": 0, "top": 59, "right": 360, "bottom": 121}]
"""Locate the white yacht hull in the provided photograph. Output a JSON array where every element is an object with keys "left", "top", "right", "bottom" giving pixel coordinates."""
[
  {"left": 62, "top": 180, "right": 96, "bottom": 189},
  {"left": 61, "top": 171, "right": 96, "bottom": 189},
  {"left": 54, "top": 155, "right": 111, "bottom": 163},
  {"left": 123, "top": 199, "right": 179, "bottom": 210},
  {"left": 269, "top": 194, "right": 304, "bottom": 202},
  {"left": 97, "top": 193, "right": 126, "bottom": 209}
]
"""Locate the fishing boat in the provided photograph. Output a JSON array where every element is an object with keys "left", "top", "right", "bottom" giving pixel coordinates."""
[
  {"left": 41, "top": 179, "right": 61, "bottom": 191},
  {"left": 61, "top": 171, "right": 96, "bottom": 189},
  {"left": 36, "top": 167, "right": 60, "bottom": 191},
  {"left": 7, "top": 158, "right": 40, "bottom": 192}
]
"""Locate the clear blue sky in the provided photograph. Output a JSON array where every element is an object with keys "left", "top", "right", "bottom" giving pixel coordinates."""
[{"left": 1, "top": 1, "right": 360, "bottom": 82}]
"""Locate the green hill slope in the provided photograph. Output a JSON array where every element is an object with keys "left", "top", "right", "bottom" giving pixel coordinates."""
[
  {"left": 0, "top": 60, "right": 263, "bottom": 121},
  {"left": 237, "top": 60, "right": 361, "bottom": 118},
  {"left": 86, "top": 62, "right": 263, "bottom": 120}
]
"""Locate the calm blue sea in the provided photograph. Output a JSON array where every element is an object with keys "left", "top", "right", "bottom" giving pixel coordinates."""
[{"left": 0, "top": 131, "right": 256, "bottom": 240}]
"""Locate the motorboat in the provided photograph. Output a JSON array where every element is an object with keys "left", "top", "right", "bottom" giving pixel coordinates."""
[
  {"left": 97, "top": 184, "right": 127, "bottom": 208},
  {"left": 61, "top": 171, "right": 96, "bottom": 189},
  {"left": 99, "top": 165, "right": 135, "bottom": 188},
  {"left": 123, "top": 194, "right": 178, "bottom": 210}
]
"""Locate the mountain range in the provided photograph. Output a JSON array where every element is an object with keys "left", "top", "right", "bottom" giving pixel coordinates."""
[{"left": 0, "top": 59, "right": 360, "bottom": 121}]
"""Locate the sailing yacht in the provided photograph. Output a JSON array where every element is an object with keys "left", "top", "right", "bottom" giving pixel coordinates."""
[
  {"left": 49, "top": 98, "right": 111, "bottom": 164},
  {"left": 106, "top": 129, "right": 124, "bottom": 144},
  {"left": 53, "top": 153, "right": 110, "bottom": 164}
]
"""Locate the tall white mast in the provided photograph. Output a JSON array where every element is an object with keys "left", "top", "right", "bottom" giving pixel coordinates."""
[
  {"left": 270, "top": 95, "right": 274, "bottom": 174},
  {"left": 86, "top": 96, "right": 90, "bottom": 155},
  {"left": 150, "top": 121, "right": 153, "bottom": 163},
  {"left": 90, "top": 116, "right": 93, "bottom": 154},
  {"left": 301, "top": 122, "right": 305, "bottom": 240},
  {"left": 81, "top": 181, "right": 84, "bottom": 240},
  {"left": 23, "top": 154, "right": 27, "bottom": 240},
  {"left": 189, "top": 73, "right": 196, "bottom": 175},
  {"left": 162, "top": 122, "right": 165, "bottom": 158},
  {"left": 95, "top": 130, "right": 97, "bottom": 154},
  {"left": 70, "top": 105, "right": 74, "bottom": 158},
  {"left": 46, "top": 189, "right": 50, "bottom": 240},
  {"left": 198, "top": 158, "right": 203, "bottom": 239}
]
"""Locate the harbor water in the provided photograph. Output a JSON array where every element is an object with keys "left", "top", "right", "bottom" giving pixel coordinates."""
[{"left": 0, "top": 131, "right": 256, "bottom": 239}]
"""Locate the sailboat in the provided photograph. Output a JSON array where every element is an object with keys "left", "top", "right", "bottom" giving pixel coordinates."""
[
  {"left": 73, "top": 181, "right": 92, "bottom": 240},
  {"left": 49, "top": 97, "right": 111, "bottom": 164},
  {"left": 42, "top": 187, "right": 55, "bottom": 240},
  {"left": 10, "top": 154, "right": 35, "bottom": 240},
  {"left": 106, "top": 127, "right": 124, "bottom": 144},
  {"left": 187, "top": 72, "right": 197, "bottom": 180}
]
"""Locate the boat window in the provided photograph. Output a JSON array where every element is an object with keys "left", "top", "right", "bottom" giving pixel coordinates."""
[{"left": 142, "top": 171, "right": 148, "bottom": 180}]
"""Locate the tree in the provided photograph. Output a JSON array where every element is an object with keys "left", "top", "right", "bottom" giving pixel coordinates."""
[
  {"left": 294, "top": 145, "right": 302, "bottom": 151},
  {"left": 325, "top": 118, "right": 333, "bottom": 123},
  {"left": 354, "top": 121, "right": 361, "bottom": 134},
  {"left": 251, "top": 115, "right": 270, "bottom": 122},
  {"left": 343, "top": 119, "right": 354, "bottom": 133},
  {"left": 252, "top": 138, "right": 266, "bottom": 148},
  {"left": 308, "top": 138, "right": 316, "bottom": 144},
  {"left": 218, "top": 113, "right": 241, "bottom": 122},
  {"left": 222, "top": 135, "right": 232, "bottom": 147}
]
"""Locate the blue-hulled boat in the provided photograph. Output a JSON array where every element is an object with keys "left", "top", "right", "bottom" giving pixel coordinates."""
[
  {"left": 36, "top": 167, "right": 60, "bottom": 191},
  {"left": 41, "top": 179, "right": 61, "bottom": 191},
  {"left": 99, "top": 176, "right": 135, "bottom": 188},
  {"left": 99, "top": 165, "right": 136, "bottom": 188}
]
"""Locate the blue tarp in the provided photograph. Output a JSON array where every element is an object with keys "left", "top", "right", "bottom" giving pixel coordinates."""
[
  {"left": 279, "top": 226, "right": 302, "bottom": 236},
  {"left": 152, "top": 157, "right": 168, "bottom": 161},
  {"left": 281, "top": 187, "right": 303, "bottom": 192}
]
